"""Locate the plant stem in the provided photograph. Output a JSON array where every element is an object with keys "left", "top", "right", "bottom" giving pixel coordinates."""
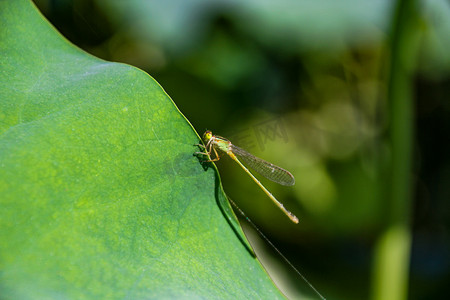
[{"left": 371, "top": 0, "right": 421, "bottom": 299}]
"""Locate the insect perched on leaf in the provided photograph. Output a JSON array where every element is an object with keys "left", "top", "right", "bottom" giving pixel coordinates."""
[{"left": 196, "top": 130, "right": 298, "bottom": 224}]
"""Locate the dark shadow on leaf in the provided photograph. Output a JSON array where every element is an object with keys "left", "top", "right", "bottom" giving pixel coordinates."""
[
  {"left": 193, "top": 145, "right": 210, "bottom": 172},
  {"left": 214, "top": 175, "right": 256, "bottom": 257},
  {"left": 193, "top": 148, "right": 254, "bottom": 257},
  {"left": 193, "top": 144, "right": 255, "bottom": 256}
]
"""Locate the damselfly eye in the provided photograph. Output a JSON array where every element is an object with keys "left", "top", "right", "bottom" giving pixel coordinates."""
[{"left": 203, "top": 130, "right": 212, "bottom": 141}]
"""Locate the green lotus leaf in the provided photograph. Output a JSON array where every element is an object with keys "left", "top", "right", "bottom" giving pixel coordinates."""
[{"left": 0, "top": 1, "right": 283, "bottom": 299}]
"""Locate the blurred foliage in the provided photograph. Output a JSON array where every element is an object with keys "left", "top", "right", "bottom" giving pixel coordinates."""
[{"left": 32, "top": 0, "right": 450, "bottom": 299}]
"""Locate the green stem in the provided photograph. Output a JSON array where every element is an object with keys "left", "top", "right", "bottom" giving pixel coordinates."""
[{"left": 371, "top": 0, "right": 421, "bottom": 300}]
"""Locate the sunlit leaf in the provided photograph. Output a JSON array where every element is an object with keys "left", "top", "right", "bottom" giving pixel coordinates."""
[{"left": 0, "top": 1, "right": 283, "bottom": 298}]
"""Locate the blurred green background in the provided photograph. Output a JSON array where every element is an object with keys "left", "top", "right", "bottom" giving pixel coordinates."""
[{"left": 32, "top": 0, "right": 449, "bottom": 299}]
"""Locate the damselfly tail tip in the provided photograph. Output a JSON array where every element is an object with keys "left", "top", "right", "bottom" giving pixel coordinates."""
[{"left": 289, "top": 213, "right": 299, "bottom": 224}]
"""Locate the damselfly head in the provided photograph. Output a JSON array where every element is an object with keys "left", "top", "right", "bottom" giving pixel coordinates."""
[{"left": 203, "top": 130, "right": 213, "bottom": 142}]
